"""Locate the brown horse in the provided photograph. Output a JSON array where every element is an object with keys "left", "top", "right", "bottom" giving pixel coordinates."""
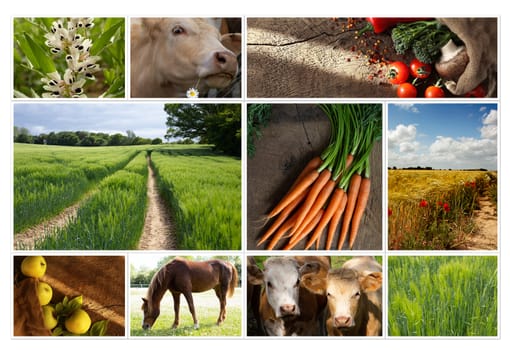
[{"left": 141, "top": 257, "right": 238, "bottom": 330}]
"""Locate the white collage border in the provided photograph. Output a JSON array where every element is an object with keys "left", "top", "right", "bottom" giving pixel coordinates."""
[{"left": 4, "top": 3, "right": 506, "bottom": 348}]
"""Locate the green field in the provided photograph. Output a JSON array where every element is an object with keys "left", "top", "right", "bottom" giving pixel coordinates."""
[
  {"left": 388, "top": 256, "right": 498, "bottom": 336},
  {"left": 14, "top": 143, "right": 241, "bottom": 250},
  {"left": 130, "top": 287, "right": 242, "bottom": 337}
]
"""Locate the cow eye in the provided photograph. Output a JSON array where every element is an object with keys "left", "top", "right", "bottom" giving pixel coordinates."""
[
  {"left": 267, "top": 281, "right": 273, "bottom": 289},
  {"left": 172, "top": 25, "right": 185, "bottom": 35},
  {"left": 353, "top": 291, "right": 361, "bottom": 298},
  {"left": 294, "top": 278, "right": 300, "bottom": 288}
]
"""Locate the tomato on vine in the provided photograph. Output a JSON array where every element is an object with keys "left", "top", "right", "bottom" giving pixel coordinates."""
[
  {"left": 409, "top": 58, "right": 432, "bottom": 79},
  {"left": 397, "top": 82, "right": 417, "bottom": 98},
  {"left": 387, "top": 61, "right": 410, "bottom": 85}
]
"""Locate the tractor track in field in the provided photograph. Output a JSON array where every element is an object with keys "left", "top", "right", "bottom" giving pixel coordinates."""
[
  {"left": 137, "top": 155, "right": 176, "bottom": 250},
  {"left": 13, "top": 190, "right": 96, "bottom": 250}
]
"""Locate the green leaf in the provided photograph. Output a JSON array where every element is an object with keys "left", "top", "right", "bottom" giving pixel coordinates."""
[
  {"left": 88, "top": 320, "right": 109, "bottom": 336},
  {"left": 90, "top": 19, "right": 124, "bottom": 56},
  {"left": 15, "top": 34, "right": 38, "bottom": 69},
  {"left": 67, "top": 295, "right": 83, "bottom": 312},
  {"left": 23, "top": 33, "right": 56, "bottom": 73},
  {"left": 13, "top": 90, "right": 29, "bottom": 98},
  {"left": 52, "top": 326, "right": 64, "bottom": 336}
]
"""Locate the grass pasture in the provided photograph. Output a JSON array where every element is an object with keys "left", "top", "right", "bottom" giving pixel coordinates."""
[
  {"left": 14, "top": 143, "right": 241, "bottom": 250},
  {"left": 151, "top": 147, "right": 241, "bottom": 250},
  {"left": 388, "top": 256, "right": 498, "bottom": 337},
  {"left": 14, "top": 143, "right": 139, "bottom": 233},
  {"left": 388, "top": 169, "right": 497, "bottom": 250},
  {"left": 130, "top": 287, "right": 242, "bottom": 337}
]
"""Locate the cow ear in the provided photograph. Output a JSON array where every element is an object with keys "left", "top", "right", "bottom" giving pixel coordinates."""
[
  {"left": 300, "top": 262, "right": 327, "bottom": 295},
  {"left": 221, "top": 33, "right": 242, "bottom": 55},
  {"left": 359, "top": 271, "right": 383, "bottom": 292},
  {"left": 247, "top": 264, "right": 264, "bottom": 285}
]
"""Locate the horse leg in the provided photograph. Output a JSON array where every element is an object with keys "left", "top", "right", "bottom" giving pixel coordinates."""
[
  {"left": 214, "top": 285, "right": 227, "bottom": 325},
  {"left": 183, "top": 292, "right": 199, "bottom": 329},
  {"left": 171, "top": 292, "right": 180, "bottom": 329}
]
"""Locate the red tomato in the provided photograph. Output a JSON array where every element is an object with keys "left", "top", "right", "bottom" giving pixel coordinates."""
[
  {"left": 397, "top": 83, "right": 417, "bottom": 98},
  {"left": 424, "top": 85, "right": 445, "bottom": 98},
  {"left": 465, "top": 84, "right": 486, "bottom": 97},
  {"left": 409, "top": 58, "right": 432, "bottom": 79},
  {"left": 387, "top": 61, "right": 410, "bottom": 85}
]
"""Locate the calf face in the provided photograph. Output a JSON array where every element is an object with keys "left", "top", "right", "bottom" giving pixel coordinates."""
[
  {"left": 248, "top": 257, "right": 301, "bottom": 318},
  {"left": 131, "top": 18, "right": 241, "bottom": 97},
  {"left": 326, "top": 268, "right": 382, "bottom": 330}
]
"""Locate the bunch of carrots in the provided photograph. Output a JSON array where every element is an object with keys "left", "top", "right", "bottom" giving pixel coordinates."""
[{"left": 258, "top": 104, "right": 382, "bottom": 250}]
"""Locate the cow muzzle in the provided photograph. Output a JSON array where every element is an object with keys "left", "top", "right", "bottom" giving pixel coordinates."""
[
  {"left": 279, "top": 303, "right": 299, "bottom": 317},
  {"left": 203, "top": 50, "right": 238, "bottom": 88},
  {"left": 334, "top": 315, "right": 354, "bottom": 328}
]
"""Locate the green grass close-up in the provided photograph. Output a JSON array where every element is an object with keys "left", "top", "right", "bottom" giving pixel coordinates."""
[
  {"left": 388, "top": 255, "right": 498, "bottom": 337},
  {"left": 130, "top": 288, "right": 242, "bottom": 337}
]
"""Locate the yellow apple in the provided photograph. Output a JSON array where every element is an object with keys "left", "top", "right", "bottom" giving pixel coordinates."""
[
  {"left": 36, "top": 281, "right": 53, "bottom": 306},
  {"left": 65, "top": 309, "right": 91, "bottom": 335},
  {"left": 41, "top": 305, "right": 58, "bottom": 330},
  {"left": 21, "top": 256, "right": 47, "bottom": 278}
]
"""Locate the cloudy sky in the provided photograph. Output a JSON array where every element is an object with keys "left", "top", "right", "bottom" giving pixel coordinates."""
[
  {"left": 13, "top": 103, "right": 170, "bottom": 140},
  {"left": 388, "top": 103, "right": 498, "bottom": 170}
]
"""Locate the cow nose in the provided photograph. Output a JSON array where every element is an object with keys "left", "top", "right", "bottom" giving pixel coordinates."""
[
  {"left": 214, "top": 51, "right": 237, "bottom": 69},
  {"left": 280, "top": 304, "right": 296, "bottom": 315},
  {"left": 334, "top": 316, "right": 353, "bottom": 328}
]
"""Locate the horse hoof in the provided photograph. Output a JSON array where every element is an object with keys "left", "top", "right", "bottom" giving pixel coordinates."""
[{"left": 194, "top": 323, "right": 200, "bottom": 330}]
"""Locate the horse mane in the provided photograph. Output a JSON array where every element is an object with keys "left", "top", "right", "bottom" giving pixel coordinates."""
[{"left": 146, "top": 263, "right": 169, "bottom": 302}]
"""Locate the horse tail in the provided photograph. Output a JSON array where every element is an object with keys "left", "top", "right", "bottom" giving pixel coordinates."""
[{"left": 227, "top": 262, "right": 238, "bottom": 298}]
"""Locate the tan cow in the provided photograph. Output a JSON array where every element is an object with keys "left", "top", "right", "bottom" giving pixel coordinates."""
[
  {"left": 247, "top": 256, "right": 329, "bottom": 336},
  {"left": 301, "top": 256, "right": 382, "bottom": 336},
  {"left": 130, "top": 18, "right": 241, "bottom": 98}
]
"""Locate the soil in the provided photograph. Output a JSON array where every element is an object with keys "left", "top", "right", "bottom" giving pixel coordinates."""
[
  {"left": 458, "top": 196, "right": 498, "bottom": 250},
  {"left": 13, "top": 191, "right": 95, "bottom": 250},
  {"left": 137, "top": 156, "right": 176, "bottom": 250}
]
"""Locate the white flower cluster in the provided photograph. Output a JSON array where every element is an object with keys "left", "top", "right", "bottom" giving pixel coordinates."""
[{"left": 42, "top": 18, "right": 101, "bottom": 98}]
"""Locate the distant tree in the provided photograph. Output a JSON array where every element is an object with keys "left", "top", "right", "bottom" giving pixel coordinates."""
[
  {"left": 151, "top": 137, "right": 163, "bottom": 145},
  {"left": 108, "top": 133, "right": 127, "bottom": 146},
  {"left": 164, "top": 104, "right": 241, "bottom": 156}
]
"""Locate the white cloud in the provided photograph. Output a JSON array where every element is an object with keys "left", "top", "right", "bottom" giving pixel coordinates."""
[
  {"left": 388, "top": 124, "right": 418, "bottom": 151},
  {"left": 480, "top": 109, "right": 497, "bottom": 140},
  {"left": 395, "top": 104, "right": 420, "bottom": 113},
  {"left": 429, "top": 135, "right": 497, "bottom": 168}
]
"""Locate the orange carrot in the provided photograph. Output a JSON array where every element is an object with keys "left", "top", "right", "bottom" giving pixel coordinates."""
[
  {"left": 338, "top": 173, "right": 362, "bottom": 250},
  {"left": 282, "top": 209, "right": 324, "bottom": 250},
  {"left": 290, "top": 156, "right": 323, "bottom": 189},
  {"left": 266, "top": 210, "right": 300, "bottom": 250},
  {"left": 290, "top": 169, "right": 332, "bottom": 235},
  {"left": 304, "top": 187, "right": 345, "bottom": 250},
  {"left": 325, "top": 191, "right": 347, "bottom": 250},
  {"left": 348, "top": 177, "right": 371, "bottom": 249},
  {"left": 290, "top": 178, "right": 337, "bottom": 238},
  {"left": 267, "top": 169, "right": 320, "bottom": 219},
  {"left": 257, "top": 191, "right": 307, "bottom": 246}
]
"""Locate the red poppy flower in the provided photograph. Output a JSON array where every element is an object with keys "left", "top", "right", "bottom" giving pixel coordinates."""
[
  {"left": 443, "top": 203, "right": 451, "bottom": 212},
  {"left": 388, "top": 208, "right": 393, "bottom": 216},
  {"left": 419, "top": 199, "right": 428, "bottom": 208}
]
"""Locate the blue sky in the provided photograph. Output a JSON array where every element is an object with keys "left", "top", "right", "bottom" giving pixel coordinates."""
[
  {"left": 13, "top": 103, "right": 170, "bottom": 140},
  {"left": 388, "top": 103, "right": 498, "bottom": 170}
]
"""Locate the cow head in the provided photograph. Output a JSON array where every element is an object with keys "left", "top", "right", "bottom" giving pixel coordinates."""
[
  {"left": 131, "top": 18, "right": 241, "bottom": 97},
  {"left": 324, "top": 268, "right": 382, "bottom": 329},
  {"left": 247, "top": 257, "right": 302, "bottom": 318}
]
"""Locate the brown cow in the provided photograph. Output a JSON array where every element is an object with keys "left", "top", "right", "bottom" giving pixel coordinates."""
[
  {"left": 301, "top": 256, "right": 382, "bottom": 336},
  {"left": 247, "top": 256, "right": 329, "bottom": 336},
  {"left": 130, "top": 18, "right": 241, "bottom": 98}
]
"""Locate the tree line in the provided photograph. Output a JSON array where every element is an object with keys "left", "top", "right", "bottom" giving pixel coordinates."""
[{"left": 14, "top": 127, "right": 163, "bottom": 146}]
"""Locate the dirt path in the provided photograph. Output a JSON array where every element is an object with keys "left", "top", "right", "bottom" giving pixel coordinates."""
[
  {"left": 13, "top": 191, "right": 95, "bottom": 250},
  {"left": 137, "top": 156, "right": 175, "bottom": 250},
  {"left": 460, "top": 196, "right": 498, "bottom": 250}
]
